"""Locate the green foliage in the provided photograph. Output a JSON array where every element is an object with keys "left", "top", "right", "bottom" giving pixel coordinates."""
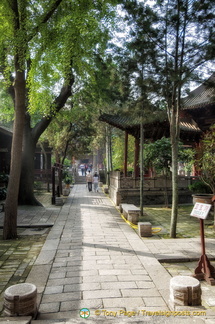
[
  {"left": 43, "top": 104, "right": 96, "bottom": 162},
  {"left": 144, "top": 137, "right": 195, "bottom": 175},
  {"left": 188, "top": 181, "right": 212, "bottom": 194},
  {"left": 0, "top": 0, "right": 123, "bottom": 168},
  {"left": 144, "top": 137, "right": 172, "bottom": 175},
  {"left": 0, "top": 173, "right": 9, "bottom": 185},
  {"left": 179, "top": 148, "right": 195, "bottom": 172},
  {"left": 62, "top": 169, "right": 73, "bottom": 184},
  {"left": 112, "top": 130, "right": 135, "bottom": 171},
  {"left": 196, "top": 124, "right": 215, "bottom": 193},
  {"left": 34, "top": 181, "right": 42, "bottom": 190},
  {"left": 0, "top": 0, "right": 119, "bottom": 119},
  {"left": 63, "top": 158, "right": 71, "bottom": 168},
  {"left": 0, "top": 86, "right": 14, "bottom": 123},
  {"left": 64, "top": 175, "right": 73, "bottom": 185}
]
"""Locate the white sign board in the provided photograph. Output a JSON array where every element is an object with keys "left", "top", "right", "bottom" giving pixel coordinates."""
[{"left": 191, "top": 203, "right": 212, "bottom": 220}]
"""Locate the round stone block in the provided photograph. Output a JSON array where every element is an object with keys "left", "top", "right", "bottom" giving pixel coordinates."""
[
  {"left": 169, "top": 276, "right": 201, "bottom": 308},
  {"left": 4, "top": 283, "right": 37, "bottom": 317}
]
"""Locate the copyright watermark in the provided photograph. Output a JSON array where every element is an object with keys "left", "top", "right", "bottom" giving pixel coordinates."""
[
  {"left": 80, "top": 308, "right": 206, "bottom": 318},
  {"left": 94, "top": 309, "right": 207, "bottom": 318},
  {"left": 80, "top": 308, "right": 90, "bottom": 318}
]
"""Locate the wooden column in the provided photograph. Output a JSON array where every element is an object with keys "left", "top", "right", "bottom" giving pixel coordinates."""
[
  {"left": 134, "top": 138, "right": 140, "bottom": 178},
  {"left": 124, "top": 131, "right": 128, "bottom": 177}
]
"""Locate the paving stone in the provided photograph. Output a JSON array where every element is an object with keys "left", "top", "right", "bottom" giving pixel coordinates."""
[
  {"left": 88, "top": 264, "right": 114, "bottom": 270},
  {"left": 131, "top": 269, "right": 148, "bottom": 275},
  {"left": 34, "top": 250, "right": 56, "bottom": 265},
  {"left": 64, "top": 282, "right": 101, "bottom": 292},
  {"left": 136, "top": 281, "right": 156, "bottom": 289},
  {"left": 39, "top": 302, "right": 60, "bottom": 313},
  {"left": 42, "top": 291, "right": 81, "bottom": 303},
  {"left": 66, "top": 269, "right": 99, "bottom": 277},
  {"left": 60, "top": 298, "right": 103, "bottom": 311},
  {"left": 49, "top": 271, "right": 66, "bottom": 279},
  {"left": 83, "top": 275, "right": 118, "bottom": 283},
  {"left": 205, "top": 297, "right": 215, "bottom": 307},
  {"left": 121, "top": 288, "right": 161, "bottom": 297},
  {"left": 46, "top": 277, "right": 82, "bottom": 286},
  {"left": 26, "top": 264, "right": 52, "bottom": 293},
  {"left": 99, "top": 269, "right": 131, "bottom": 276},
  {"left": 44, "top": 285, "right": 64, "bottom": 294},
  {"left": 101, "top": 281, "right": 138, "bottom": 290},
  {"left": 83, "top": 289, "right": 121, "bottom": 299},
  {"left": 117, "top": 275, "right": 151, "bottom": 281},
  {"left": 143, "top": 296, "right": 167, "bottom": 307},
  {"left": 103, "top": 297, "right": 144, "bottom": 309},
  {"left": 0, "top": 317, "right": 32, "bottom": 324}
]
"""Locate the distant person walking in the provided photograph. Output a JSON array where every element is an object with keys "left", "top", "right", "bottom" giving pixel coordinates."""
[
  {"left": 80, "top": 164, "right": 85, "bottom": 176},
  {"left": 86, "top": 170, "right": 93, "bottom": 192},
  {"left": 85, "top": 164, "right": 88, "bottom": 175},
  {"left": 93, "top": 171, "right": 99, "bottom": 192}
]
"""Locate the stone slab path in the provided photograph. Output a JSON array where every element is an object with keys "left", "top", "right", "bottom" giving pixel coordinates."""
[
  {"left": 1, "top": 184, "right": 215, "bottom": 323},
  {"left": 29, "top": 185, "right": 169, "bottom": 319},
  {"left": 25, "top": 184, "right": 214, "bottom": 323}
]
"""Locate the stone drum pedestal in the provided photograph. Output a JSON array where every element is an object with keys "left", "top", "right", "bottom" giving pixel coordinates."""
[
  {"left": 4, "top": 283, "right": 37, "bottom": 317},
  {"left": 169, "top": 276, "right": 201, "bottom": 309}
]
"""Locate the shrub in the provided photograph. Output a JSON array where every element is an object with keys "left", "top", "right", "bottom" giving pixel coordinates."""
[{"left": 188, "top": 180, "right": 212, "bottom": 194}]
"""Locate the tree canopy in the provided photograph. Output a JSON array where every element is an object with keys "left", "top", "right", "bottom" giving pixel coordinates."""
[
  {"left": 0, "top": 0, "right": 121, "bottom": 239},
  {"left": 113, "top": 0, "right": 215, "bottom": 237},
  {"left": 0, "top": 0, "right": 214, "bottom": 239}
]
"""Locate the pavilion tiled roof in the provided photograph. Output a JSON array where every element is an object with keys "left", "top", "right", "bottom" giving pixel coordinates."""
[
  {"left": 99, "top": 113, "right": 140, "bottom": 130},
  {"left": 182, "top": 73, "right": 215, "bottom": 110},
  {"left": 100, "top": 75, "right": 215, "bottom": 139},
  {"left": 99, "top": 112, "right": 201, "bottom": 142},
  {"left": 181, "top": 74, "right": 215, "bottom": 131},
  {"left": 0, "top": 126, "right": 13, "bottom": 136}
]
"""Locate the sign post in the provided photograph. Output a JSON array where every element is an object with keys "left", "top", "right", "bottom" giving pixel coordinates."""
[{"left": 191, "top": 202, "right": 215, "bottom": 285}]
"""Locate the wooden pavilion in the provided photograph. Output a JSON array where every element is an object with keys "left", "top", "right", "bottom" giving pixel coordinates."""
[{"left": 99, "top": 74, "right": 215, "bottom": 205}]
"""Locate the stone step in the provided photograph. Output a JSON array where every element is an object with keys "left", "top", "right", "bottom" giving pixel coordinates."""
[
  {"left": 1, "top": 315, "right": 208, "bottom": 324},
  {"left": 74, "top": 176, "right": 87, "bottom": 184},
  {"left": 0, "top": 317, "right": 32, "bottom": 324},
  {"left": 31, "top": 319, "right": 106, "bottom": 324}
]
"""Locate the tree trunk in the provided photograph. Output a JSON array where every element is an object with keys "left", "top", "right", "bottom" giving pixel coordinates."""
[
  {"left": 164, "top": 172, "right": 169, "bottom": 209},
  {"left": 18, "top": 78, "right": 74, "bottom": 205},
  {"left": 18, "top": 119, "right": 42, "bottom": 205},
  {"left": 40, "top": 142, "right": 50, "bottom": 192},
  {"left": 106, "top": 125, "right": 112, "bottom": 186},
  {"left": 3, "top": 70, "right": 26, "bottom": 239},
  {"left": 170, "top": 131, "right": 179, "bottom": 237}
]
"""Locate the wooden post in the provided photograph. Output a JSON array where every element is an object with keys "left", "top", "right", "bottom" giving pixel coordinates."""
[
  {"left": 124, "top": 131, "right": 128, "bottom": 177},
  {"left": 191, "top": 202, "right": 215, "bottom": 285},
  {"left": 193, "top": 218, "right": 215, "bottom": 285},
  {"left": 140, "top": 120, "right": 144, "bottom": 217},
  {"left": 58, "top": 163, "right": 63, "bottom": 195},
  {"left": 134, "top": 138, "right": 140, "bottom": 178},
  {"left": 51, "top": 166, "right": 55, "bottom": 205}
]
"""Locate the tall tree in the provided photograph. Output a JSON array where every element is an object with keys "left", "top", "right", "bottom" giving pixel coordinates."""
[
  {"left": 43, "top": 106, "right": 96, "bottom": 164},
  {"left": 0, "top": 0, "right": 119, "bottom": 239},
  {"left": 119, "top": 0, "right": 214, "bottom": 237},
  {"left": 153, "top": 0, "right": 214, "bottom": 237}
]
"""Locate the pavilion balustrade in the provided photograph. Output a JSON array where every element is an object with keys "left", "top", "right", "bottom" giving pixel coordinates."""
[{"left": 109, "top": 171, "right": 198, "bottom": 206}]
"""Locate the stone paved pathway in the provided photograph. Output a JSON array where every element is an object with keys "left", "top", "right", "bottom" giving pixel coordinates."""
[
  {"left": 0, "top": 184, "right": 215, "bottom": 323},
  {"left": 33, "top": 184, "right": 170, "bottom": 320}
]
